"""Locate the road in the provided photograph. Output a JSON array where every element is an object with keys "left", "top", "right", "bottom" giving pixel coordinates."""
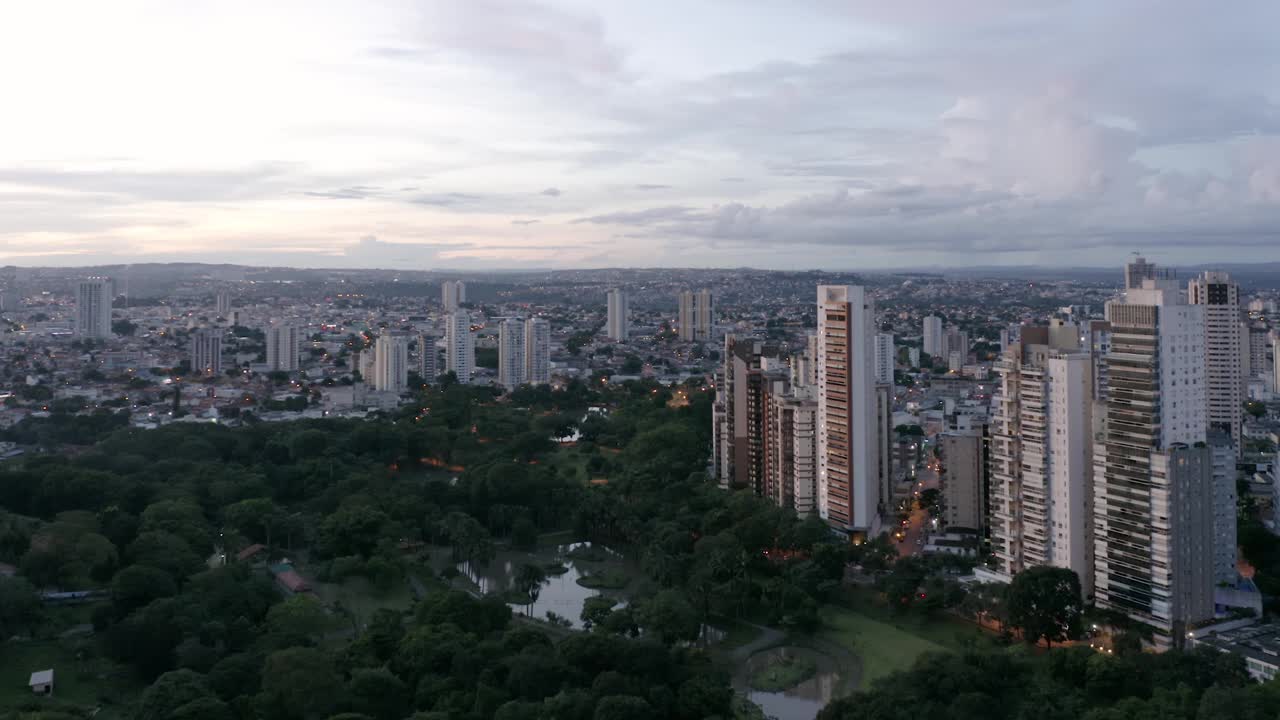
[{"left": 896, "top": 465, "right": 940, "bottom": 558}]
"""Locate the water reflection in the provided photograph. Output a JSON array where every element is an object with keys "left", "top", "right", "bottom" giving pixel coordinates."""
[
  {"left": 458, "top": 542, "right": 632, "bottom": 628},
  {"left": 739, "top": 646, "right": 842, "bottom": 720}
]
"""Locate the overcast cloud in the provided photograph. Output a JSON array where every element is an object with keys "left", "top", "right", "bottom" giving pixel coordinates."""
[{"left": 0, "top": 0, "right": 1277, "bottom": 269}]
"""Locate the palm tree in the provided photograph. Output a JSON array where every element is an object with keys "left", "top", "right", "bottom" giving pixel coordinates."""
[{"left": 513, "top": 563, "right": 547, "bottom": 616}]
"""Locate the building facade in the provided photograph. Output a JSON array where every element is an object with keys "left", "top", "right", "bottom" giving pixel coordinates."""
[
  {"left": 941, "top": 432, "right": 985, "bottom": 531},
  {"left": 988, "top": 325, "right": 1095, "bottom": 595},
  {"left": 677, "top": 289, "right": 714, "bottom": 342},
  {"left": 607, "top": 289, "right": 629, "bottom": 341},
  {"left": 524, "top": 318, "right": 551, "bottom": 385},
  {"left": 75, "top": 278, "right": 113, "bottom": 339},
  {"left": 441, "top": 280, "right": 466, "bottom": 311},
  {"left": 416, "top": 334, "right": 437, "bottom": 383},
  {"left": 816, "top": 285, "right": 879, "bottom": 537},
  {"left": 445, "top": 311, "right": 474, "bottom": 383},
  {"left": 498, "top": 319, "right": 526, "bottom": 390},
  {"left": 1189, "top": 272, "right": 1244, "bottom": 454},
  {"left": 922, "top": 315, "right": 943, "bottom": 359},
  {"left": 1094, "top": 275, "right": 1214, "bottom": 647},
  {"left": 873, "top": 333, "right": 895, "bottom": 385},
  {"left": 372, "top": 334, "right": 409, "bottom": 393},
  {"left": 189, "top": 328, "right": 223, "bottom": 376},
  {"left": 266, "top": 323, "right": 299, "bottom": 372}
]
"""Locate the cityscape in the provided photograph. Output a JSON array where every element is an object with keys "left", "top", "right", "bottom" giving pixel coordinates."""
[{"left": 4, "top": 2, "right": 1280, "bottom": 720}]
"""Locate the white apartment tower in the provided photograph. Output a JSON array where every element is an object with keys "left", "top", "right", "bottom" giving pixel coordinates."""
[
  {"left": 1188, "top": 272, "right": 1244, "bottom": 454},
  {"left": 816, "top": 285, "right": 880, "bottom": 537},
  {"left": 372, "top": 334, "right": 409, "bottom": 393},
  {"left": 189, "top": 328, "right": 224, "bottom": 376},
  {"left": 266, "top": 323, "right": 300, "bottom": 372},
  {"left": 75, "top": 278, "right": 113, "bottom": 339},
  {"left": 1095, "top": 272, "right": 1214, "bottom": 646},
  {"left": 498, "top": 319, "right": 527, "bottom": 390},
  {"left": 445, "top": 311, "right": 474, "bottom": 384},
  {"left": 524, "top": 318, "right": 551, "bottom": 385},
  {"left": 678, "top": 289, "right": 714, "bottom": 342},
  {"left": 922, "top": 315, "right": 943, "bottom": 359},
  {"left": 215, "top": 290, "right": 232, "bottom": 319},
  {"left": 607, "top": 289, "right": 629, "bottom": 341},
  {"left": 989, "top": 325, "right": 1095, "bottom": 596},
  {"left": 873, "top": 333, "right": 895, "bottom": 385},
  {"left": 416, "top": 334, "right": 437, "bottom": 383},
  {"left": 441, "top": 280, "right": 467, "bottom": 311}
]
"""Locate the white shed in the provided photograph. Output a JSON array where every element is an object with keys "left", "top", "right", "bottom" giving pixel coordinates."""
[{"left": 28, "top": 669, "right": 53, "bottom": 695}]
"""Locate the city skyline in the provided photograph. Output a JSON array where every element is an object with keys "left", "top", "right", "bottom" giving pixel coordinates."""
[{"left": 3, "top": 1, "right": 1280, "bottom": 270}]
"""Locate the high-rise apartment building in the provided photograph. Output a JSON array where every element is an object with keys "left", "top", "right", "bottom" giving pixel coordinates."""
[
  {"left": 989, "top": 325, "right": 1095, "bottom": 596},
  {"left": 607, "top": 289, "right": 629, "bottom": 341},
  {"left": 941, "top": 432, "right": 985, "bottom": 531},
  {"left": 441, "top": 280, "right": 467, "bottom": 311},
  {"left": 356, "top": 347, "right": 377, "bottom": 381},
  {"left": 922, "top": 315, "right": 943, "bottom": 359},
  {"left": 372, "top": 335, "right": 409, "bottom": 393},
  {"left": 265, "top": 323, "right": 300, "bottom": 372},
  {"left": 1094, "top": 273, "right": 1214, "bottom": 647},
  {"left": 416, "top": 334, "right": 437, "bottom": 383},
  {"left": 445, "top": 311, "right": 474, "bottom": 384},
  {"left": 1208, "top": 431, "right": 1238, "bottom": 584},
  {"left": 524, "top": 318, "right": 551, "bottom": 385},
  {"left": 873, "top": 333, "right": 895, "bottom": 385},
  {"left": 816, "top": 285, "right": 879, "bottom": 537},
  {"left": 677, "top": 289, "right": 714, "bottom": 342},
  {"left": 712, "top": 335, "right": 786, "bottom": 493},
  {"left": 75, "top": 278, "right": 113, "bottom": 339},
  {"left": 1189, "top": 272, "right": 1244, "bottom": 453},
  {"left": 875, "top": 382, "right": 895, "bottom": 512},
  {"left": 763, "top": 379, "right": 818, "bottom": 515},
  {"left": 498, "top": 319, "right": 526, "bottom": 390},
  {"left": 1125, "top": 254, "right": 1157, "bottom": 290},
  {"left": 1274, "top": 334, "right": 1280, "bottom": 392},
  {"left": 215, "top": 290, "right": 232, "bottom": 319},
  {"left": 189, "top": 328, "right": 223, "bottom": 376},
  {"left": 944, "top": 327, "right": 970, "bottom": 363},
  {"left": 1246, "top": 325, "right": 1269, "bottom": 379}
]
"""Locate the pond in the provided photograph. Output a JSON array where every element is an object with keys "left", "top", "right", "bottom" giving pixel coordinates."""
[
  {"left": 458, "top": 542, "right": 637, "bottom": 628},
  {"left": 736, "top": 645, "right": 850, "bottom": 720}
]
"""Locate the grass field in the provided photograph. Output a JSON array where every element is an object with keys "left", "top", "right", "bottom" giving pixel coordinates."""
[
  {"left": 818, "top": 606, "right": 947, "bottom": 688},
  {"left": 0, "top": 639, "right": 140, "bottom": 718}
]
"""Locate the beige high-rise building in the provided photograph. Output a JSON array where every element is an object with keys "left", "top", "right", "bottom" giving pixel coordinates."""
[
  {"left": 441, "top": 280, "right": 466, "bottom": 311},
  {"left": 266, "top": 323, "right": 300, "bottom": 372},
  {"left": 763, "top": 380, "right": 818, "bottom": 515},
  {"left": 1095, "top": 270, "right": 1214, "bottom": 647},
  {"left": 922, "top": 315, "right": 943, "bottom": 358},
  {"left": 498, "top": 318, "right": 526, "bottom": 390},
  {"left": 816, "top": 285, "right": 879, "bottom": 537},
  {"left": 445, "top": 311, "right": 474, "bottom": 383},
  {"left": 677, "top": 289, "right": 714, "bottom": 342},
  {"left": 941, "top": 432, "right": 984, "bottom": 531},
  {"left": 189, "top": 328, "right": 223, "bottom": 376},
  {"left": 75, "top": 278, "right": 113, "bottom": 339},
  {"left": 416, "top": 334, "right": 437, "bottom": 383},
  {"left": 988, "top": 324, "right": 1095, "bottom": 596},
  {"left": 215, "top": 290, "right": 232, "bottom": 319},
  {"left": 523, "top": 318, "right": 551, "bottom": 385},
  {"left": 1189, "top": 272, "right": 1244, "bottom": 453},
  {"left": 712, "top": 335, "right": 786, "bottom": 493},
  {"left": 607, "top": 289, "right": 629, "bottom": 341},
  {"left": 372, "top": 335, "right": 409, "bottom": 393}
]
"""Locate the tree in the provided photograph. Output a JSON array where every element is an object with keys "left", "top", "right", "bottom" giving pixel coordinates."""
[
  {"left": 581, "top": 595, "right": 617, "bottom": 630},
  {"left": 0, "top": 576, "right": 40, "bottom": 638},
  {"left": 593, "top": 695, "right": 653, "bottom": 720},
  {"left": 139, "top": 669, "right": 215, "bottom": 720},
  {"left": 266, "top": 595, "right": 330, "bottom": 642},
  {"left": 112, "top": 565, "right": 178, "bottom": 615},
  {"left": 636, "top": 590, "right": 699, "bottom": 646},
  {"left": 1007, "top": 566, "right": 1083, "bottom": 647},
  {"left": 347, "top": 667, "right": 408, "bottom": 720},
  {"left": 259, "top": 647, "right": 342, "bottom": 720},
  {"left": 319, "top": 505, "right": 389, "bottom": 558},
  {"left": 224, "top": 498, "right": 283, "bottom": 546},
  {"left": 513, "top": 563, "right": 547, "bottom": 616}
]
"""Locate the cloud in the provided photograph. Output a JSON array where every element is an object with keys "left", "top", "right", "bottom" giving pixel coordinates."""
[
  {"left": 633, "top": 184, "right": 671, "bottom": 191},
  {"left": 511, "top": 219, "right": 539, "bottom": 225},
  {"left": 572, "top": 206, "right": 703, "bottom": 225},
  {"left": 540, "top": 187, "right": 562, "bottom": 196}
]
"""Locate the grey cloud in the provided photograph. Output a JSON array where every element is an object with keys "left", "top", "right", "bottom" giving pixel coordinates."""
[
  {"left": 0, "top": 165, "right": 295, "bottom": 203},
  {"left": 512, "top": 219, "right": 540, "bottom": 225},
  {"left": 408, "top": 192, "right": 486, "bottom": 207},
  {"left": 633, "top": 184, "right": 671, "bottom": 191},
  {"left": 572, "top": 206, "right": 703, "bottom": 225},
  {"left": 540, "top": 187, "right": 562, "bottom": 196}
]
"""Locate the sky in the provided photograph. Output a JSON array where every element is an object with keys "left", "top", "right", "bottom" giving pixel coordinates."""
[{"left": 2, "top": 0, "right": 1279, "bottom": 270}]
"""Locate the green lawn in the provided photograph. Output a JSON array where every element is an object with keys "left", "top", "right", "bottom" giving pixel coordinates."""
[
  {"left": 0, "top": 639, "right": 140, "bottom": 718},
  {"left": 818, "top": 606, "right": 946, "bottom": 688},
  {"left": 312, "top": 576, "right": 414, "bottom": 629}
]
